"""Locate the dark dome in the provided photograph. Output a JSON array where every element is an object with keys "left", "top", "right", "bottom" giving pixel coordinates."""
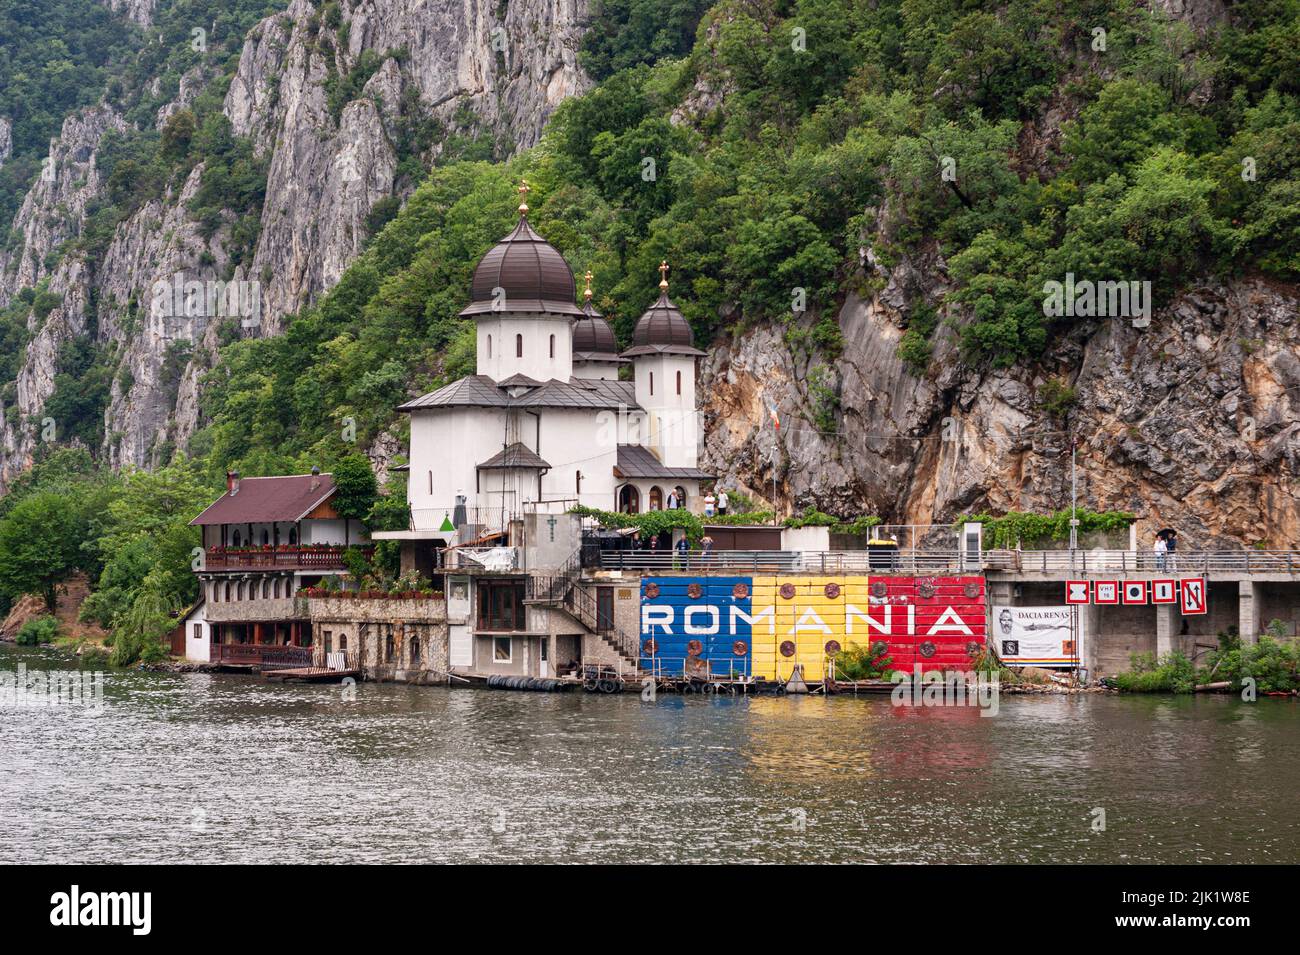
[
  {"left": 460, "top": 217, "right": 584, "bottom": 317},
  {"left": 572, "top": 311, "right": 619, "bottom": 356},
  {"left": 621, "top": 293, "right": 705, "bottom": 357}
]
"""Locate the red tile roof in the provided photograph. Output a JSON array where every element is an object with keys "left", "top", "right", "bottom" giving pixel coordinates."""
[{"left": 190, "top": 474, "right": 337, "bottom": 526}]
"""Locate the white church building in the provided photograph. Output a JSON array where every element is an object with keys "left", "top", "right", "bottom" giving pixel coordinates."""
[{"left": 380, "top": 182, "right": 712, "bottom": 564}]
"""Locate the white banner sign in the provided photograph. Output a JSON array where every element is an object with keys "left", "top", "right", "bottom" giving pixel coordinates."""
[{"left": 992, "top": 606, "right": 1077, "bottom": 667}]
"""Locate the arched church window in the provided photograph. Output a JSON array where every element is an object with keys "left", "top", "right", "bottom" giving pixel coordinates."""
[
  {"left": 649, "top": 486, "right": 663, "bottom": 510},
  {"left": 649, "top": 372, "right": 654, "bottom": 395},
  {"left": 549, "top": 334, "right": 555, "bottom": 358},
  {"left": 516, "top": 334, "right": 523, "bottom": 358},
  {"left": 487, "top": 335, "right": 492, "bottom": 358}
]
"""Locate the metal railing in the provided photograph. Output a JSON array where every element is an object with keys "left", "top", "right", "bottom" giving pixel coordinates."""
[
  {"left": 590, "top": 548, "right": 1300, "bottom": 576},
  {"left": 594, "top": 549, "right": 970, "bottom": 573},
  {"left": 527, "top": 574, "right": 640, "bottom": 663},
  {"left": 410, "top": 506, "right": 518, "bottom": 535},
  {"left": 991, "top": 549, "right": 1300, "bottom": 575},
  {"left": 211, "top": 643, "right": 313, "bottom": 668}
]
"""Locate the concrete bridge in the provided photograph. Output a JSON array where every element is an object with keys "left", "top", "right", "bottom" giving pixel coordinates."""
[{"left": 587, "top": 547, "right": 1300, "bottom": 679}]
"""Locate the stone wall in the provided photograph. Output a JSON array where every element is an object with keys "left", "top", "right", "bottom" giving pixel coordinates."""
[
  {"left": 307, "top": 595, "right": 448, "bottom": 683},
  {"left": 205, "top": 597, "right": 304, "bottom": 623}
]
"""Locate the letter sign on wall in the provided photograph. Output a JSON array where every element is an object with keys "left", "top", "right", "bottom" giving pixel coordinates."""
[
  {"left": 1151, "top": 579, "right": 1176, "bottom": 603},
  {"left": 1093, "top": 580, "right": 1119, "bottom": 604}
]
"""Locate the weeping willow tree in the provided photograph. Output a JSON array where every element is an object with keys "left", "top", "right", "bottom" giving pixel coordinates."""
[{"left": 108, "top": 570, "right": 178, "bottom": 667}]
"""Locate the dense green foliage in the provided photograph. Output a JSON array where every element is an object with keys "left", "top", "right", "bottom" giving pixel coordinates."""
[
  {"left": 0, "top": 489, "right": 88, "bottom": 609},
  {"left": 0, "top": 448, "right": 212, "bottom": 626},
  {"left": 832, "top": 642, "right": 895, "bottom": 680},
  {"left": 579, "top": 0, "right": 714, "bottom": 80},
  {"left": 0, "top": 0, "right": 281, "bottom": 233},
  {"left": 958, "top": 508, "right": 1136, "bottom": 548},
  {"left": 1111, "top": 623, "right": 1300, "bottom": 693},
  {"left": 1110, "top": 650, "right": 1198, "bottom": 693},
  {"left": 187, "top": 0, "right": 1300, "bottom": 481},
  {"left": 0, "top": 0, "right": 136, "bottom": 223},
  {"left": 15, "top": 614, "right": 59, "bottom": 645},
  {"left": 783, "top": 506, "right": 881, "bottom": 534},
  {"left": 2, "top": 0, "right": 1298, "bottom": 653}
]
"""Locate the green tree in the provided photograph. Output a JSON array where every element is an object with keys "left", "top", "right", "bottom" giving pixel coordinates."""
[
  {"left": 331, "top": 454, "right": 378, "bottom": 544},
  {"left": 109, "top": 570, "right": 177, "bottom": 667},
  {"left": 0, "top": 490, "right": 87, "bottom": 609}
]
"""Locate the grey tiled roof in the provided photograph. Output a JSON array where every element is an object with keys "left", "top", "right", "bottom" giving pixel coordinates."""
[
  {"left": 398, "top": 375, "right": 638, "bottom": 411},
  {"left": 478, "top": 442, "right": 551, "bottom": 470},
  {"left": 615, "top": 444, "right": 713, "bottom": 480}
]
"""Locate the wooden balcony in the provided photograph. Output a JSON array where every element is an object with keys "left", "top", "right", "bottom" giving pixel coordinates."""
[{"left": 203, "top": 545, "right": 371, "bottom": 571}]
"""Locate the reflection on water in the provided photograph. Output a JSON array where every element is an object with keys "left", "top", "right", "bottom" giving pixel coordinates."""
[{"left": 1, "top": 644, "right": 1297, "bottom": 863}]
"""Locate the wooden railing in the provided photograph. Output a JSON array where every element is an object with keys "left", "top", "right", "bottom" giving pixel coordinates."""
[
  {"left": 211, "top": 643, "right": 313, "bottom": 668},
  {"left": 203, "top": 545, "right": 371, "bottom": 571}
]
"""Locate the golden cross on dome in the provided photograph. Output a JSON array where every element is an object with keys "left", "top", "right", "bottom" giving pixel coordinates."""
[
  {"left": 517, "top": 179, "right": 530, "bottom": 216},
  {"left": 658, "top": 260, "right": 669, "bottom": 290},
  {"left": 583, "top": 270, "right": 594, "bottom": 301}
]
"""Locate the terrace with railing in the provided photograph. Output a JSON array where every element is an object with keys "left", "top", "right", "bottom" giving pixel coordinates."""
[
  {"left": 210, "top": 643, "right": 313, "bottom": 668},
  {"left": 203, "top": 545, "right": 371, "bottom": 571}
]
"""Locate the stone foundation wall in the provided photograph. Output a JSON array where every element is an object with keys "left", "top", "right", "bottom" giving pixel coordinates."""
[{"left": 306, "top": 596, "right": 449, "bottom": 680}]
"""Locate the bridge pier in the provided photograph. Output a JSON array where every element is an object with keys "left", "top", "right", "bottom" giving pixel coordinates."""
[
  {"left": 1155, "top": 603, "right": 1179, "bottom": 658},
  {"left": 1238, "top": 580, "right": 1261, "bottom": 645}
]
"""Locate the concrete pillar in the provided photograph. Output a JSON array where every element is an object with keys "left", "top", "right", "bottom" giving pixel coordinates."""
[
  {"left": 985, "top": 581, "right": 1013, "bottom": 661},
  {"left": 1238, "top": 580, "right": 1261, "bottom": 646},
  {"left": 1155, "top": 603, "right": 1178, "bottom": 657},
  {"left": 1080, "top": 602, "right": 1101, "bottom": 678}
]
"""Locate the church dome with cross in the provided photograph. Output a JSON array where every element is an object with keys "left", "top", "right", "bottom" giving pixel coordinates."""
[
  {"left": 459, "top": 181, "right": 585, "bottom": 318},
  {"left": 622, "top": 261, "right": 705, "bottom": 357}
]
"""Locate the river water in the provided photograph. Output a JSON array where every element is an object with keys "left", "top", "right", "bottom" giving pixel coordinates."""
[{"left": 2, "top": 644, "right": 1297, "bottom": 864}]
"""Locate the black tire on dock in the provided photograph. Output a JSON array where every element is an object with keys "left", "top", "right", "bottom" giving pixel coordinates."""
[{"left": 598, "top": 679, "right": 619, "bottom": 694}]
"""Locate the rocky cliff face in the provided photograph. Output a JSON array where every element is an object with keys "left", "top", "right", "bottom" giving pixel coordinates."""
[
  {"left": 227, "top": 0, "right": 587, "bottom": 328},
  {"left": 700, "top": 271, "right": 1300, "bottom": 549},
  {"left": 0, "top": 0, "right": 590, "bottom": 488},
  {"left": 102, "top": 0, "right": 157, "bottom": 26}
]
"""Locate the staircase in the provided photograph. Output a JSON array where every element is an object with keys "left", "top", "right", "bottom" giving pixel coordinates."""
[{"left": 526, "top": 568, "right": 641, "bottom": 674}]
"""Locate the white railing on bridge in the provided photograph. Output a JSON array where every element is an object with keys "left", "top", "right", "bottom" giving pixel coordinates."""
[
  {"left": 592, "top": 548, "right": 1300, "bottom": 576},
  {"left": 987, "top": 549, "right": 1300, "bottom": 575},
  {"left": 595, "top": 549, "right": 972, "bottom": 573}
]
